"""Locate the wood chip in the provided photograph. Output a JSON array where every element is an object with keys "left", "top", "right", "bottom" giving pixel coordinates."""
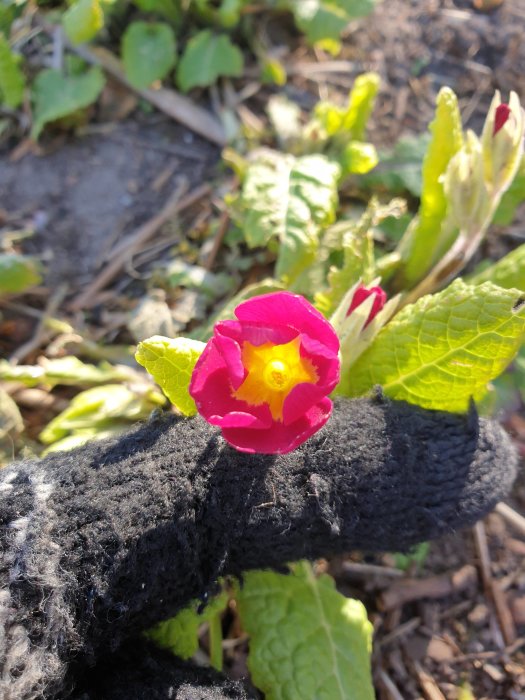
[
  {"left": 412, "top": 660, "right": 447, "bottom": 700},
  {"left": 483, "top": 663, "right": 506, "bottom": 683},
  {"left": 426, "top": 637, "right": 454, "bottom": 663},
  {"left": 509, "top": 595, "right": 525, "bottom": 626}
]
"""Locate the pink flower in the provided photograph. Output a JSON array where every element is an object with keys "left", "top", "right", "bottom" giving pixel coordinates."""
[
  {"left": 493, "top": 103, "right": 512, "bottom": 136},
  {"left": 346, "top": 285, "right": 387, "bottom": 327},
  {"left": 189, "top": 292, "right": 340, "bottom": 454}
]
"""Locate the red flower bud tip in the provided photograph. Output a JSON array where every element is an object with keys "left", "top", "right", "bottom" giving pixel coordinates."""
[
  {"left": 493, "top": 103, "right": 512, "bottom": 136},
  {"left": 346, "top": 285, "right": 387, "bottom": 327}
]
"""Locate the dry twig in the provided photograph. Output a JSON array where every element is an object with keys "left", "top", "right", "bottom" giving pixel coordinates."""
[
  {"left": 9, "top": 284, "right": 68, "bottom": 364},
  {"left": 473, "top": 521, "right": 517, "bottom": 646},
  {"left": 341, "top": 561, "right": 404, "bottom": 579},
  {"left": 379, "top": 565, "right": 477, "bottom": 611},
  {"left": 495, "top": 502, "right": 525, "bottom": 539},
  {"left": 377, "top": 668, "right": 405, "bottom": 700}
]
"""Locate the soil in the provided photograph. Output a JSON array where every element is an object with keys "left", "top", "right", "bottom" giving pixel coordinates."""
[
  {"left": 0, "top": 117, "right": 219, "bottom": 289},
  {"left": 346, "top": 0, "right": 525, "bottom": 144},
  {"left": 1, "top": 0, "right": 525, "bottom": 698}
]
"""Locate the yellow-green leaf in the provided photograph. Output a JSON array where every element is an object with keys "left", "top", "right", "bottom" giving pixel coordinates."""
[
  {"left": 0, "top": 253, "right": 41, "bottom": 294},
  {"left": 63, "top": 0, "right": 104, "bottom": 45},
  {"left": 342, "top": 72, "right": 380, "bottom": 140},
  {"left": 347, "top": 280, "right": 525, "bottom": 411},
  {"left": 135, "top": 335, "right": 205, "bottom": 416},
  {"left": 0, "top": 33, "right": 25, "bottom": 108},
  {"left": 39, "top": 384, "right": 163, "bottom": 445},
  {"left": 236, "top": 562, "right": 374, "bottom": 700},
  {"left": 398, "top": 87, "right": 464, "bottom": 287},
  {"left": 239, "top": 151, "right": 340, "bottom": 291},
  {"left": 147, "top": 590, "right": 228, "bottom": 660},
  {"left": 468, "top": 243, "right": 525, "bottom": 291}
]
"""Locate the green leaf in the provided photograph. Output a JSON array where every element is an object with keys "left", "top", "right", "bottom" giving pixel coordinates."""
[
  {"left": 347, "top": 280, "right": 525, "bottom": 411},
  {"left": 0, "top": 253, "right": 41, "bottom": 294},
  {"left": 267, "top": 95, "right": 302, "bottom": 145},
  {"left": 176, "top": 30, "right": 243, "bottom": 92},
  {"left": 361, "top": 133, "right": 431, "bottom": 197},
  {"left": 236, "top": 561, "right": 374, "bottom": 700},
  {"left": 0, "top": 356, "right": 133, "bottom": 387},
  {"left": 134, "top": 0, "right": 182, "bottom": 24},
  {"left": 135, "top": 335, "right": 205, "bottom": 416},
  {"left": 341, "top": 141, "right": 378, "bottom": 175},
  {"left": 312, "top": 72, "right": 379, "bottom": 141},
  {"left": 218, "top": 0, "right": 243, "bottom": 27},
  {"left": 63, "top": 0, "right": 104, "bottom": 45},
  {"left": 315, "top": 198, "right": 405, "bottom": 317},
  {"left": 0, "top": 386, "right": 23, "bottom": 440},
  {"left": 147, "top": 589, "right": 228, "bottom": 660},
  {"left": 122, "top": 21, "right": 176, "bottom": 89},
  {"left": 156, "top": 260, "right": 234, "bottom": 298},
  {"left": 393, "top": 542, "right": 430, "bottom": 573},
  {"left": 397, "top": 87, "right": 464, "bottom": 287},
  {"left": 0, "top": 32, "right": 25, "bottom": 108},
  {"left": 0, "top": 2, "right": 19, "bottom": 35},
  {"left": 314, "top": 210, "right": 375, "bottom": 317},
  {"left": 492, "top": 155, "right": 525, "bottom": 226},
  {"left": 39, "top": 384, "right": 162, "bottom": 444},
  {"left": 42, "top": 425, "right": 128, "bottom": 455},
  {"left": 342, "top": 71, "right": 380, "bottom": 140},
  {"left": 31, "top": 67, "right": 105, "bottom": 139},
  {"left": 292, "top": 0, "right": 375, "bottom": 47},
  {"left": 468, "top": 243, "right": 525, "bottom": 291},
  {"left": 239, "top": 151, "right": 340, "bottom": 290},
  {"left": 260, "top": 56, "right": 286, "bottom": 86}
]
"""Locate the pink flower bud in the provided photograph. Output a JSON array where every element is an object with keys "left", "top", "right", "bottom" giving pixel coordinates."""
[
  {"left": 493, "top": 103, "right": 512, "bottom": 136},
  {"left": 346, "top": 285, "right": 387, "bottom": 327}
]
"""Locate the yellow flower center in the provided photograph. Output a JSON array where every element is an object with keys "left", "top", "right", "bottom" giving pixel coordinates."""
[
  {"left": 232, "top": 337, "right": 318, "bottom": 422},
  {"left": 263, "top": 360, "right": 290, "bottom": 391}
]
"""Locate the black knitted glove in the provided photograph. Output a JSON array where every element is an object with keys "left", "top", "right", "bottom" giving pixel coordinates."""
[{"left": 0, "top": 395, "right": 517, "bottom": 700}]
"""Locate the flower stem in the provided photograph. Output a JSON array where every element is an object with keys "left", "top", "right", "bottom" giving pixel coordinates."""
[{"left": 208, "top": 611, "right": 223, "bottom": 672}]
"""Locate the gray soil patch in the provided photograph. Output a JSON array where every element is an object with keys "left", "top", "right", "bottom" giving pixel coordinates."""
[{"left": 0, "top": 117, "right": 219, "bottom": 290}]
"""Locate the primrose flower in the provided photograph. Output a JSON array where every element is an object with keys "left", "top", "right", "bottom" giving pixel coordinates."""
[
  {"left": 189, "top": 292, "right": 340, "bottom": 454},
  {"left": 346, "top": 285, "right": 387, "bottom": 327}
]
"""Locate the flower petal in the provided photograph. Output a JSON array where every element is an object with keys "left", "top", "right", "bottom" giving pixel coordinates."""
[
  {"left": 211, "top": 409, "right": 271, "bottom": 430},
  {"left": 235, "top": 292, "right": 340, "bottom": 353},
  {"left": 299, "top": 334, "right": 340, "bottom": 389},
  {"left": 189, "top": 341, "right": 226, "bottom": 397},
  {"left": 222, "top": 398, "right": 332, "bottom": 454},
  {"left": 191, "top": 365, "right": 272, "bottom": 427},
  {"left": 214, "top": 332, "right": 245, "bottom": 389},
  {"left": 282, "top": 383, "right": 329, "bottom": 426}
]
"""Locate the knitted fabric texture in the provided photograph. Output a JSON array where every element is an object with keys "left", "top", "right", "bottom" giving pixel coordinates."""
[
  {"left": 0, "top": 396, "right": 517, "bottom": 699},
  {"left": 72, "top": 640, "right": 255, "bottom": 700}
]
